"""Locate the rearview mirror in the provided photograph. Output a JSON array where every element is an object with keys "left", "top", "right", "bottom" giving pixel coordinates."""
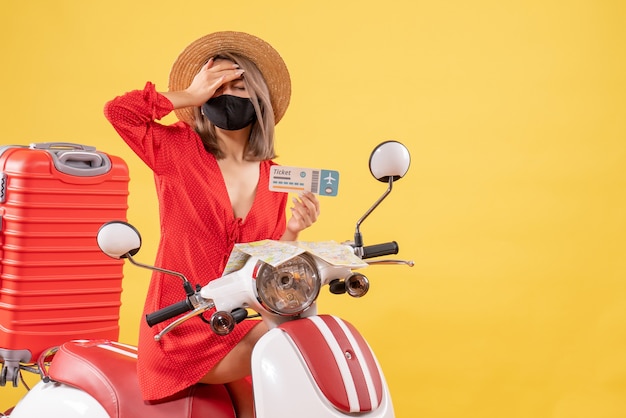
[
  {"left": 369, "top": 140, "right": 411, "bottom": 182},
  {"left": 97, "top": 221, "right": 142, "bottom": 259}
]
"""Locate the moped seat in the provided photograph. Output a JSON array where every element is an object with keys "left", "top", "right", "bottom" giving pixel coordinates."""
[{"left": 47, "top": 339, "right": 235, "bottom": 418}]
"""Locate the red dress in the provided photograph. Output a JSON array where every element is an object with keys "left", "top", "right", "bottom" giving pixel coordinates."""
[{"left": 104, "top": 82, "right": 287, "bottom": 400}]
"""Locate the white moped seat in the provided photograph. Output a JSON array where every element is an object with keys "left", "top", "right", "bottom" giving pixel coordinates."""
[{"left": 47, "top": 340, "right": 235, "bottom": 418}]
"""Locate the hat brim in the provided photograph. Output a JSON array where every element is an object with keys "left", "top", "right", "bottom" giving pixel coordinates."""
[{"left": 169, "top": 31, "right": 291, "bottom": 126}]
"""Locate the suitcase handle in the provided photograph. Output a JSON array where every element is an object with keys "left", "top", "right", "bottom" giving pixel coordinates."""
[
  {"left": 58, "top": 151, "right": 103, "bottom": 167},
  {"left": 29, "top": 142, "right": 96, "bottom": 152},
  {"left": 29, "top": 142, "right": 112, "bottom": 177},
  {"left": 53, "top": 151, "right": 112, "bottom": 177}
]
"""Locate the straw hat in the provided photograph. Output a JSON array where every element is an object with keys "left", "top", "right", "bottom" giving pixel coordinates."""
[{"left": 168, "top": 31, "right": 291, "bottom": 126}]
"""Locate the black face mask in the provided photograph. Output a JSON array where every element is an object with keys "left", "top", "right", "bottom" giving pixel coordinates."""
[{"left": 201, "top": 95, "right": 257, "bottom": 131}]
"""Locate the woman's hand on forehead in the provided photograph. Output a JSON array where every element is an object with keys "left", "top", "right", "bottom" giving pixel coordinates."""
[{"left": 185, "top": 57, "right": 245, "bottom": 105}]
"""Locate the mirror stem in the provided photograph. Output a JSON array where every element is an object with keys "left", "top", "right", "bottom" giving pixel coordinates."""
[
  {"left": 126, "top": 253, "right": 195, "bottom": 296},
  {"left": 354, "top": 177, "right": 394, "bottom": 253}
]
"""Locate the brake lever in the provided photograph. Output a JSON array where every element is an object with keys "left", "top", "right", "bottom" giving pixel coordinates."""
[
  {"left": 366, "top": 259, "right": 414, "bottom": 267},
  {"left": 154, "top": 301, "right": 214, "bottom": 342}
]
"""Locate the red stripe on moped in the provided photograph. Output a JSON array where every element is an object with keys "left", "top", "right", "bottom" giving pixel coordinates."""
[{"left": 278, "top": 315, "right": 383, "bottom": 413}]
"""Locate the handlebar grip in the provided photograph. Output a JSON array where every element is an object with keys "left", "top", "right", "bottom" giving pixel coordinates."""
[
  {"left": 146, "top": 299, "right": 194, "bottom": 327},
  {"left": 361, "top": 241, "right": 399, "bottom": 259}
]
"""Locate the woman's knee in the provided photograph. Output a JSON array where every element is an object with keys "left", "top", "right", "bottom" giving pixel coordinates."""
[{"left": 200, "top": 321, "right": 267, "bottom": 384}]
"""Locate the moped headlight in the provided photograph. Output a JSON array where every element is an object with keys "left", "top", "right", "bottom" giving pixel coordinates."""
[{"left": 255, "top": 253, "right": 320, "bottom": 316}]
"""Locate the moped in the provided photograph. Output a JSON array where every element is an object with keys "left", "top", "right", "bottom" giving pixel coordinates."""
[{"left": 2, "top": 140, "right": 412, "bottom": 418}]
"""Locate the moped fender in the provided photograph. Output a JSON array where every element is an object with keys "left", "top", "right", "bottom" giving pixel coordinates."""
[{"left": 251, "top": 314, "right": 394, "bottom": 418}]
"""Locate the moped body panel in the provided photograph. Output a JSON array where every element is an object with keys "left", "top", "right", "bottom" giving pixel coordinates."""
[
  {"left": 252, "top": 314, "right": 394, "bottom": 418},
  {"left": 9, "top": 381, "right": 110, "bottom": 417}
]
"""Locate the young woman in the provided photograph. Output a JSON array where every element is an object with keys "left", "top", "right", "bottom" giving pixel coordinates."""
[{"left": 104, "top": 31, "right": 320, "bottom": 418}]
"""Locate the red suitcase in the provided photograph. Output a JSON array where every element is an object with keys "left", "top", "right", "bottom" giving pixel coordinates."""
[{"left": 0, "top": 142, "right": 129, "bottom": 383}]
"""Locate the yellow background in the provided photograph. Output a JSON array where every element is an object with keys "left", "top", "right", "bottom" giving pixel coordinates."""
[{"left": 2, "top": 0, "right": 625, "bottom": 417}]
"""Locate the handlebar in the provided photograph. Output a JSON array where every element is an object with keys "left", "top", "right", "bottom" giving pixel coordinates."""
[
  {"left": 146, "top": 299, "right": 194, "bottom": 327},
  {"left": 144, "top": 241, "right": 402, "bottom": 328},
  {"left": 361, "top": 241, "right": 399, "bottom": 259}
]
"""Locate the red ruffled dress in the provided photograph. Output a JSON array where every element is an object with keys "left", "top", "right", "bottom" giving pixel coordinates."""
[{"left": 104, "top": 82, "right": 287, "bottom": 400}]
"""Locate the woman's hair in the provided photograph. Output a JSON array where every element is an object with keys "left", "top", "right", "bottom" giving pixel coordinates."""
[{"left": 193, "top": 52, "right": 277, "bottom": 161}]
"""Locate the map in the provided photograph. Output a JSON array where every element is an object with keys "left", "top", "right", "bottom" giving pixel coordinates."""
[{"left": 222, "top": 240, "right": 367, "bottom": 275}]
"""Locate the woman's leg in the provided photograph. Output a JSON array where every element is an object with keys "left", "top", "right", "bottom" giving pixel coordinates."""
[{"left": 199, "top": 321, "right": 267, "bottom": 418}]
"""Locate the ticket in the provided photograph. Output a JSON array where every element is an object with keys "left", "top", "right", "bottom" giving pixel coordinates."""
[{"left": 269, "top": 165, "right": 339, "bottom": 197}]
